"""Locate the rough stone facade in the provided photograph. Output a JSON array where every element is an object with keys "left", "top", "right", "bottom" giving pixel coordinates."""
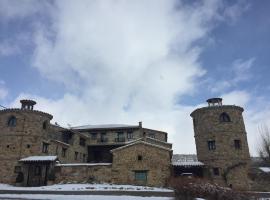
[
  {"left": 190, "top": 99, "right": 251, "bottom": 190},
  {"left": 111, "top": 142, "right": 172, "bottom": 187},
  {"left": 54, "top": 164, "right": 112, "bottom": 184}
]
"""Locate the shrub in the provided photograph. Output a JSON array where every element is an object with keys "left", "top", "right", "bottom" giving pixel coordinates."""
[{"left": 168, "top": 177, "right": 248, "bottom": 200}]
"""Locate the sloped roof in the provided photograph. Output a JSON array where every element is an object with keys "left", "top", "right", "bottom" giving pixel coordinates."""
[
  {"left": 172, "top": 154, "right": 204, "bottom": 167},
  {"left": 19, "top": 156, "right": 58, "bottom": 162},
  {"left": 111, "top": 141, "right": 172, "bottom": 152},
  {"left": 72, "top": 124, "right": 139, "bottom": 130}
]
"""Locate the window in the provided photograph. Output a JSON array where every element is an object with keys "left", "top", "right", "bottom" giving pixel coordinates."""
[
  {"left": 134, "top": 171, "right": 147, "bottom": 181},
  {"left": 42, "top": 121, "right": 48, "bottom": 130},
  {"left": 234, "top": 140, "right": 241, "bottom": 149},
  {"left": 42, "top": 142, "right": 49, "bottom": 153},
  {"left": 75, "top": 152, "right": 78, "bottom": 160},
  {"left": 91, "top": 132, "right": 97, "bottom": 140},
  {"left": 7, "top": 116, "right": 16, "bottom": 127},
  {"left": 219, "top": 112, "right": 231, "bottom": 122},
  {"left": 79, "top": 137, "right": 86, "bottom": 146},
  {"left": 148, "top": 133, "right": 155, "bottom": 139},
  {"left": 213, "top": 168, "right": 220, "bottom": 176},
  {"left": 35, "top": 166, "right": 41, "bottom": 176},
  {"left": 208, "top": 140, "right": 216, "bottom": 150},
  {"left": 83, "top": 154, "right": 86, "bottom": 162},
  {"left": 138, "top": 155, "right": 142, "bottom": 161},
  {"left": 62, "top": 147, "right": 67, "bottom": 157},
  {"left": 127, "top": 131, "right": 133, "bottom": 139},
  {"left": 116, "top": 132, "right": 125, "bottom": 142},
  {"left": 26, "top": 144, "right": 31, "bottom": 148}
]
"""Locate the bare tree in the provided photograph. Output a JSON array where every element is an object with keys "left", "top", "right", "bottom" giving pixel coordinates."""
[{"left": 257, "top": 125, "right": 270, "bottom": 164}]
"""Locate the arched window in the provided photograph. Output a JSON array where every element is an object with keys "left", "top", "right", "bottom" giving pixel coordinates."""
[
  {"left": 219, "top": 112, "right": 231, "bottom": 122},
  {"left": 43, "top": 121, "right": 48, "bottom": 130},
  {"left": 7, "top": 116, "right": 17, "bottom": 127}
]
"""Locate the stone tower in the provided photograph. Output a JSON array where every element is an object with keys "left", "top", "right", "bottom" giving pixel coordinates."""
[{"left": 190, "top": 98, "right": 250, "bottom": 190}]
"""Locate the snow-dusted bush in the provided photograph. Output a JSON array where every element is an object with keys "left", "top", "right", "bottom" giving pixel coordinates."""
[{"left": 168, "top": 177, "right": 248, "bottom": 200}]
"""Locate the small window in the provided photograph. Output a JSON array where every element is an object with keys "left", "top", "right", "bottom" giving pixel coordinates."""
[
  {"left": 220, "top": 112, "right": 231, "bottom": 122},
  {"left": 6, "top": 145, "right": 10, "bottom": 148},
  {"left": 79, "top": 137, "right": 86, "bottom": 146},
  {"left": 138, "top": 155, "right": 142, "bottom": 161},
  {"left": 42, "top": 142, "right": 49, "bottom": 153},
  {"left": 91, "top": 132, "right": 97, "bottom": 140},
  {"left": 127, "top": 131, "right": 133, "bottom": 139},
  {"left": 208, "top": 140, "right": 216, "bottom": 150},
  {"left": 35, "top": 166, "right": 41, "bottom": 176},
  {"left": 62, "top": 147, "right": 67, "bottom": 157},
  {"left": 43, "top": 121, "right": 48, "bottom": 130},
  {"left": 148, "top": 133, "right": 155, "bottom": 139},
  {"left": 135, "top": 171, "right": 147, "bottom": 181},
  {"left": 213, "top": 168, "right": 220, "bottom": 176},
  {"left": 74, "top": 152, "right": 78, "bottom": 160},
  {"left": 234, "top": 140, "right": 241, "bottom": 149},
  {"left": 26, "top": 144, "right": 31, "bottom": 148},
  {"left": 7, "top": 116, "right": 17, "bottom": 127}
]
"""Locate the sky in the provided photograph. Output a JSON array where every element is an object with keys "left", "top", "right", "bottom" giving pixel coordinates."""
[{"left": 0, "top": 0, "right": 270, "bottom": 156}]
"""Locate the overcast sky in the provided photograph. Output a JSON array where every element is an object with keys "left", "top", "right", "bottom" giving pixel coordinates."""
[{"left": 0, "top": 0, "right": 270, "bottom": 156}]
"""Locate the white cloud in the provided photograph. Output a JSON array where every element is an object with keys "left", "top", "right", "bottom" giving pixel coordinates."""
[
  {"left": 0, "top": 81, "right": 8, "bottom": 100},
  {"left": 0, "top": 40, "right": 21, "bottom": 57},
  {"left": 5, "top": 0, "right": 254, "bottom": 155}
]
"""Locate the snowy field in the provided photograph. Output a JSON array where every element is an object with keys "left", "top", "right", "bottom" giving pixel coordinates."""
[
  {"left": 0, "top": 183, "right": 173, "bottom": 192},
  {"left": 0, "top": 194, "right": 174, "bottom": 200}
]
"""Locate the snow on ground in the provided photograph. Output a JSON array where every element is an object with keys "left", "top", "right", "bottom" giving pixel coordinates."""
[
  {"left": 259, "top": 167, "right": 270, "bottom": 173},
  {"left": 0, "top": 194, "right": 174, "bottom": 200},
  {"left": 0, "top": 183, "right": 173, "bottom": 192}
]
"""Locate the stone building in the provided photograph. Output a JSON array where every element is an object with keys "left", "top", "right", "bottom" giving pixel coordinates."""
[
  {"left": 0, "top": 98, "right": 252, "bottom": 189},
  {"left": 190, "top": 98, "right": 251, "bottom": 190},
  {"left": 0, "top": 99, "right": 172, "bottom": 187}
]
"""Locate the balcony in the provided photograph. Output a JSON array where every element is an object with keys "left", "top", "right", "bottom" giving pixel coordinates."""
[
  {"left": 115, "top": 137, "right": 126, "bottom": 142},
  {"left": 97, "top": 138, "right": 108, "bottom": 143}
]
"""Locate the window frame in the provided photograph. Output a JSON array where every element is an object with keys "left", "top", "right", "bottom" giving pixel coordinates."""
[
  {"left": 207, "top": 140, "right": 216, "bottom": 151},
  {"left": 62, "top": 147, "right": 67, "bottom": 157},
  {"left": 134, "top": 170, "right": 148, "bottom": 181},
  {"left": 213, "top": 168, "right": 220, "bottom": 176},
  {"left": 79, "top": 137, "right": 86, "bottom": 146},
  {"left": 219, "top": 112, "right": 231, "bottom": 122},
  {"left": 234, "top": 139, "right": 241, "bottom": 149},
  {"left": 7, "top": 116, "right": 17, "bottom": 127},
  {"left": 42, "top": 142, "right": 49, "bottom": 153}
]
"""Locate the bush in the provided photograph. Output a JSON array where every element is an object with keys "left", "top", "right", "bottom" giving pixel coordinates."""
[{"left": 168, "top": 177, "right": 248, "bottom": 200}]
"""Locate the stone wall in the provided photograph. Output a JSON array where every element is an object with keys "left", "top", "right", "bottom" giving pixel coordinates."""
[
  {"left": 54, "top": 164, "right": 112, "bottom": 184},
  {"left": 191, "top": 105, "right": 250, "bottom": 190},
  {"left": 111, "top": 142, "right": 172, "bottom": 187}
]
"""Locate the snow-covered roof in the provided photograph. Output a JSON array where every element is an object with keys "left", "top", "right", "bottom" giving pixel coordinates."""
[
  {"left": 259, "top": 167, "right": 270, "bottom": 173},
  {"left": 19, "top": 156, "right": 58, "bottom": 162},
  {"left": 56, "top": 163, "right": 112, "bottom": 167},
  {"left": 71, "top": 124, "right": 139, "bottom": 130},
  {"left": 172, "top": 154, "right": 204, "bottom": 167}
]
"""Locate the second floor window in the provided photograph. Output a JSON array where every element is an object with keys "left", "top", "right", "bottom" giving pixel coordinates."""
[
  {"left": 213, "top": 168, "right": 220, "bottom": 176},
  {"left": 62, "top": 147, "right": 67, "bottom": 157},
  {"left": 7, "top": 116, "right": 17, "bottom": 127},
  {"left": 79, "top": 137, "right": 86, "bottom": 146},
  {"left": 42, "top": 142, "right": 49, "bottom": 153},
  {"left": 208, "top": 140, "right": 216, "bottom": 150},
  {"left": 234, "top": 140, "right": 241, "bottom": 149},
  {"left": 91, "top": 132, "right": 97, "bottom": 140},
  {"left": 116, "top": 132, "right": 125, "bottom": 142},
  {"left": 74, "top": 152, "right": 78, "bottom": 160},
  {"left": 127, "top": 131, "right": 133, "bottom": 139},
  {"left": 148, "top": 133, "right": 155, "bottom": 139}
]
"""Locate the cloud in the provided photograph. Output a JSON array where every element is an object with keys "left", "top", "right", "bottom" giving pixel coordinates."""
[
  {"left": 5, "top": 0, "right": 254, "bottom": 155},
  {"left": 0, "top": 81, "right": 8, "bottom": 100},
  {"left": 0, "top": 40, "right": 21, "bottom": 57}
]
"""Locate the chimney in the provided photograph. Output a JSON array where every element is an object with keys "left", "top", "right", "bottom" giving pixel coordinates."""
[
  {"left": 20, "top": 99, "right": 37, "bottom": 110},
  {"left": 139, "top": 121, "right": 142, "bottom": 128}
]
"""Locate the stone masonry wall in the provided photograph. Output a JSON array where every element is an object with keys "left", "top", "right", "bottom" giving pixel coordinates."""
[
  {"left": 54, "top": 164, "right": 112, "bottom": 184},
  {"left": 111, "top": 143, "right": 171, "bottom": 187}
]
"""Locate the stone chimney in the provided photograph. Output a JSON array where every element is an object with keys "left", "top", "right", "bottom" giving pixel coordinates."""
[
  {"left": 206, "top": 98, "right": 222, "bottom": 107},
  {"left": 20, "top": 99, "right": 36, "bottom": 110}
]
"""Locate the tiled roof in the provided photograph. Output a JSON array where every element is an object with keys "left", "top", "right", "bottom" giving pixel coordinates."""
[
  {"left": 19, "top": 156, "right": 58, "bottom": 162},
  {"left": 172, "top": 154, "right": 204, "bottom": 166},
  {"left": 71, "top": 124, "right": 139, "bottom": 130}
]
